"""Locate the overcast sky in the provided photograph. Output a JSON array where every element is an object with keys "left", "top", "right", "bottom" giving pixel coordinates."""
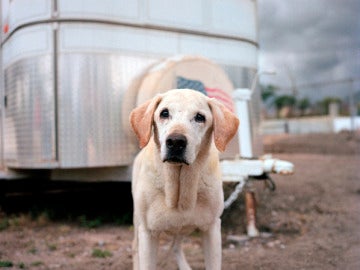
[{"left": 257, "top": 0, "right": 360, "bottom": 101}]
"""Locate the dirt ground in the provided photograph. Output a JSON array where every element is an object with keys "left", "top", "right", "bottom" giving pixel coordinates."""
[{"left": 1, "top": 132, "right": 360, "bottom": 269}]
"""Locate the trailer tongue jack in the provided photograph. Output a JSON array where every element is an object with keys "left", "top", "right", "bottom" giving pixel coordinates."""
[{"left": 222, "top": 88, "right": 294, "bottom": 237}]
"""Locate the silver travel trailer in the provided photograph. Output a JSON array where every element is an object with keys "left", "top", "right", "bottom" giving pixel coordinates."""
[
  {"left": 0, "top": 0, "right": 262, "bottom": 180},
  {"left": 1, "top": 0, "right": 294, "bottom": 236}
]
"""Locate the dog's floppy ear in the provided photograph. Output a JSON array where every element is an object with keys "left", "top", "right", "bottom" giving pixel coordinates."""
[
  {"left": 130, "top": 95, "right": 162, "bottom": 148},
  {"left": 208, "top": 98, "right": 239, "bottom": 152}
]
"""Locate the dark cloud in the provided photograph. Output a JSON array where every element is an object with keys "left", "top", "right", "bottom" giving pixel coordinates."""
[{"left": 258, "top": 0, "right": 360, "bottom": 100}]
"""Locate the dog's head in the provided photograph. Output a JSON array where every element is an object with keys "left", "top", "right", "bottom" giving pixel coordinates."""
[{"left": 130, "top": 89, "right": 239, "bottom": 165}]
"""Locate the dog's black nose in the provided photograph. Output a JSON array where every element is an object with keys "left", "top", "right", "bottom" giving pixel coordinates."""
[
  {"left": 164, "top": 134, "right": 189, "bottom": 165},
  {"left": 166, "top": 134, "right": 187, "bottom": 152}
]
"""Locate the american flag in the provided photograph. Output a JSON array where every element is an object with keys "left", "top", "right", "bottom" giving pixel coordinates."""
[{"left": 177, "top": 76, "right": 234, "bottom": 112}]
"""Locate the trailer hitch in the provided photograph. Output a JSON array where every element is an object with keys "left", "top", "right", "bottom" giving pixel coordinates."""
[{"left": 251, "top": 173, "right": 276, "bottom": 191}]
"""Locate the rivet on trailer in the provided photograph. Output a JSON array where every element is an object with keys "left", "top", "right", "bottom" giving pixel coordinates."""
[{"left": 0, "top": 0, "right": 294, "bottom": 236}]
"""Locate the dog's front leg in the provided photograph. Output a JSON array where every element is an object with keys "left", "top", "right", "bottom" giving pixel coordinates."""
[
  {"left": 202, "top": 218, "right": 222, "bottom": 270},
  {"left": 138, "top": 224, "right": 159, "bottom": 270},
  {"left": 174, "top": 236, "right": 192, "bottom": 270}
]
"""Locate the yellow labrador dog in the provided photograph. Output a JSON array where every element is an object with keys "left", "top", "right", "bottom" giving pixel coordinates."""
[{"left": 130, "top": 89, "right": 239, "bottom": 270}]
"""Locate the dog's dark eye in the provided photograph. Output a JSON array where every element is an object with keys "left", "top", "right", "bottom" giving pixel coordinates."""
[
  {"left": 194, "top": 113, "right": 206, "bottom": 123},
  {"left": 160, "top": 108, "right": 169, "bottom": 119}
]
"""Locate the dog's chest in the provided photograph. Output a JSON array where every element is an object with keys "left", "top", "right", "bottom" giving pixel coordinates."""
[
  {"left": 146, "top": 198, "right": 214, "bottom": 233},
  {"left": 144, "top": 160, "right": 223, "bottom": 233},
  {"left": 146, "top": 183, "right": 223, "bottom": 234}
]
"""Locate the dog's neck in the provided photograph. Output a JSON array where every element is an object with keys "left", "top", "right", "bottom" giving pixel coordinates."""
[
  {"left": 162, "top": 163, "right": 200, "bottom": 211},
  {"left": 151, "top": 129, "right": 213, "bottom": 211}
]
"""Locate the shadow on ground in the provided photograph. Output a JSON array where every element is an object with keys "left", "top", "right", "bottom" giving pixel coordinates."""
[{"left": 0, "top": 180, "right": 133, "bottom": 226}]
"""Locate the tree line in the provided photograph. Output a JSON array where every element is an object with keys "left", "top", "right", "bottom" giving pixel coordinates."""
[{"left": 260, "top": 84, "right": 352, "bottom": 118}]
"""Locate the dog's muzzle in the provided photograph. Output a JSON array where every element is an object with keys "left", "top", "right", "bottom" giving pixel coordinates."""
[{"left": 164, "top": 133, "right": 188, "bottom": 165}]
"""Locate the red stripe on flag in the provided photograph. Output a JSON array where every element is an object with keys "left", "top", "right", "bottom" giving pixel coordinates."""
[{"left": 205, "top": 87, "right": 235, "bottom": 112}]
